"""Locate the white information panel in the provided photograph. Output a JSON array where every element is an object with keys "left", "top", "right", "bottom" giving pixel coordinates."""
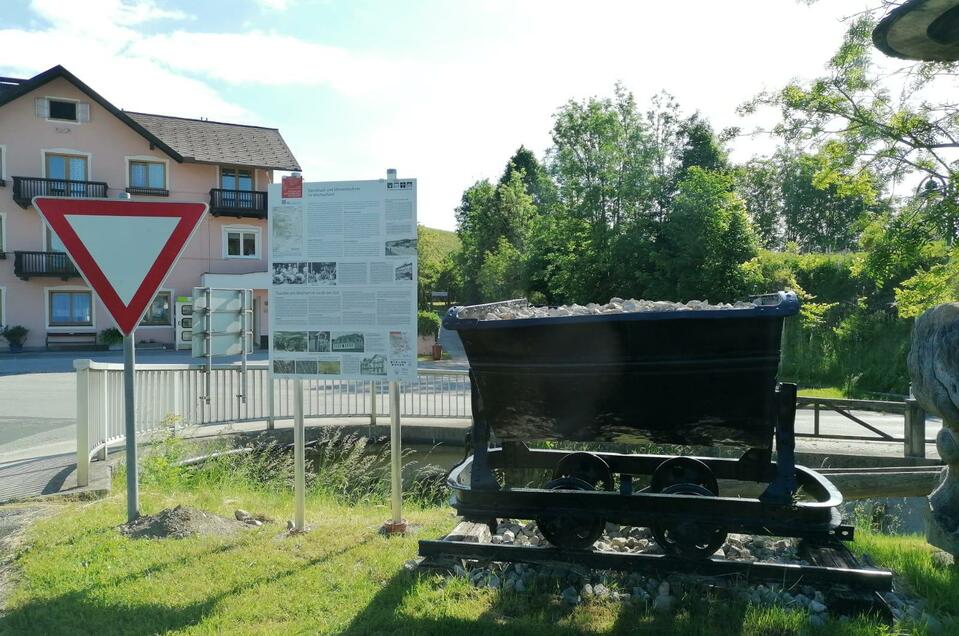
[{"left": 268, "top": 178, "right": 417, "bottom": 381}]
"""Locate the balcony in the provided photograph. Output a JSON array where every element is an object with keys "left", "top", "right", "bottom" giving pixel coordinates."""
[
  {"left": 12, "top": 177, "right": 109, "bottom": 208},
  {"left": 14, "top": 251, "right": 80, "bottom": 280},
  {"left": 209, "top": 188, "right": 267, "bottom": 218}
]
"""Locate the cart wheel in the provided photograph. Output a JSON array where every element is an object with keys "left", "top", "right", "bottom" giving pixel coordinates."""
[
  {"left": 651, "top": 483, "right": 727, "bottom": 560},
  {"left": 552, "top": 452, "right": 615, "bottom": 491},
  {"left": 650, "top": 457, "right": 719, "bottom": 496},
  {"left": 537, "top": 477, "right": 606, "bottom": 550}
]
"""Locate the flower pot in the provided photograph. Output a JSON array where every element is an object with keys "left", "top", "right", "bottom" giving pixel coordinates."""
[
  {"left": 8, "top": 343, "right": 23, "bottom": 353},
  {"left": 431, "top": 343, "right": 443, "bottom": 360}
]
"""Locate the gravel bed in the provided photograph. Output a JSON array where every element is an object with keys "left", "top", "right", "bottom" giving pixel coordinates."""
[{"left": 412, "top": 520, "right": 942, "bottom": 631}]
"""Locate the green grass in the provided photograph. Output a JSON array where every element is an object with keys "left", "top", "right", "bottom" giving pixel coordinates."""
[
  {"left": 0, "top": 484, "right": 948, "bottom": 635},
  {"left": 796, "top": 386, "right": 847, "bottom": 399},
  {"left": 0, "top": 433, "right": 952, "bottom": 634}
]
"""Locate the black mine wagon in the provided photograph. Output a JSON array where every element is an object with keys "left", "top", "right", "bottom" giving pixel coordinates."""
[{"left": 438, "top": 291, "right": 850, "bottom": 559}]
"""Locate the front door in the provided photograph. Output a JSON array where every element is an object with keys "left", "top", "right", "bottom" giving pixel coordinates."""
[{"left": 45, "top": 153, "right": 88, "bottom": 196}]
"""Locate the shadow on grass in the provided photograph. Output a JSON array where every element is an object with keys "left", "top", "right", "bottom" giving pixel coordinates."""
[
  {"left": 0, "top": 534, "right": 375, "bottom": 635},
  {"left": 339, "top": 570, "right": 752, "bottom": 636}
]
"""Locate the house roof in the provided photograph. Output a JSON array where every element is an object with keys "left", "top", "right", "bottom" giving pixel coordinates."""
[
  {"left": 126, "top": 112, "right": 301, "bottom": 172},
  {"left": 0, "top": 65, "right": 300, "bottom": 171}
]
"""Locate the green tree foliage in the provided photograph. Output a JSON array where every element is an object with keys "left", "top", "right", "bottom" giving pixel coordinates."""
[
  {"left": 653, "top": 167, "right": 759, "bottom": 302},
  {"left": 416, "top": 225, "right": 460, "bottom": 308}
]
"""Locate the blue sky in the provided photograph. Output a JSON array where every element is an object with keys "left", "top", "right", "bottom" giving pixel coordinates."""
[{"left": 0, "top": 0, "right": 894, "bottom": 230}]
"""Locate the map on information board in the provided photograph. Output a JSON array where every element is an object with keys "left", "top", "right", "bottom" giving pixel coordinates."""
[{"left": 267, "top": 178, "right": 418, "bottom": 381}]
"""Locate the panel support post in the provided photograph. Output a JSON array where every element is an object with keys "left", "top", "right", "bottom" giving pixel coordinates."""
[
  {"left": 76, "top": 361, "right": 90, "bottom": 487},
  {"left": 389, "top": 381, "right": 403, "bottom": 529},
  {"left": 123, "top": 332, "right": 139, "bottom": 522},
  {"left": 905, "top": 398, "right": 926, "bottom": 459},
  {"left": 293, "top": 378, "right": 306, "bottom": 531}
]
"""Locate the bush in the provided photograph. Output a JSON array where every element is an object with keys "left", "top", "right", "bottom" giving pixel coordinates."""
[
  {"left": 99, "top": 327, "right": 123, "bottom": 345},
  {"left": 417, "top": 310, "right": 440, "bottom": 340},
  {"left": 0, "top": 325, "right": 28, "bottom": 346}
]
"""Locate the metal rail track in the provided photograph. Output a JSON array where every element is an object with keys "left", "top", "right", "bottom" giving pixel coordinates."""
[{"left": 418, "top": 539, "right": 892, "bottom": 592}]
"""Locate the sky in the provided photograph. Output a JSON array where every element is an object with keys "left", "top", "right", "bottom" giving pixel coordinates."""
[{"left": 0, "top": 0, "right": 895, "bottom": 230}]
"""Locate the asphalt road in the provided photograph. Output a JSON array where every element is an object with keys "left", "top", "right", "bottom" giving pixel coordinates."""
[{"left": 0, "top": 374, "right": 941, "bottom": 465}]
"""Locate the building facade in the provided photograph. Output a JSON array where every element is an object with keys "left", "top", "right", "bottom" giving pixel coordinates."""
[{"left": 0, "top": 66, "right": 300, "bottom": 349}]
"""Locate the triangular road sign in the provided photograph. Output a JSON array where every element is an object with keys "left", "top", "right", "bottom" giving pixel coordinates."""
[{"left": 33, "top": 197, "right": 207, "bottom": 334}]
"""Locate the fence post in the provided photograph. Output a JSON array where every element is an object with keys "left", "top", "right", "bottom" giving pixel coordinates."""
[
  {"left": 904, "top": 398, "right": 926, "bottom": 459},
  {"left": 813, "top": 401, "right": 820, "bottom": 437},
  {"left": 98, "top": 368, "right": 108, "bottom": 461},
  {"left": 75, "top": 361, "right": 90, "bottom": 487},
  {"left": 370, "top": 381, "right": 377, "bottom": 428},
  {"left": 267, "top": 368, "right": 275, "bottom": 430}
]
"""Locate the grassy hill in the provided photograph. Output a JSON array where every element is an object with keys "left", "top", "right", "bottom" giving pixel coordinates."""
[{"left": 419, "top": 225, "right": 460, "bottom": 266}]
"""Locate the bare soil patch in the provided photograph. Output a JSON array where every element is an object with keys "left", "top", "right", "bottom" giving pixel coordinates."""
[{"left": 119, "top": 505, "right": 247, "bottom": 539}]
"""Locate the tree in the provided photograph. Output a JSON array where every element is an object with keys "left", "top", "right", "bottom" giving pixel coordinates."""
[
  {"left": 499, "top": 146, "right": 557, "bottom": 212},
  {"left": 736, "top": 158, "right": 785, "bottom": 249},
  {"left": 746, "top": 13, "right": 959, "bottom": 243},
  {"left": 653, "top": 167, "right": 759, "bottom": 302}
]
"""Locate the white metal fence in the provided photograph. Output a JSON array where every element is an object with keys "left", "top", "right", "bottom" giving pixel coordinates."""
[{"left": 74, "top": 359, "right": 471, "bottom": 484}]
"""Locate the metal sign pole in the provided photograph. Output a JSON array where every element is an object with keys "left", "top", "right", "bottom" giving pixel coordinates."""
[
  {"left": 389, "top": 380, "right": 403, "bottom": 528},
  {"left": 123, "top": 331, "right": 139, "bottom": 522},
  {"left": 293, "top": 378, "right": 306, "bottom": 530}
]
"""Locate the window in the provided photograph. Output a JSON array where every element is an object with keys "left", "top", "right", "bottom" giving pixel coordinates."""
[
  {"left": 141, "top": 291, "right": 172, "bottom": 326},
  {"left": 0, "top": 213, "right": 5, "bottom": 253},
  {"left": 0, "top": 288, "right": 4, "bottom": 327},
  {"left": 221, "top": 168, "right": 253, "bottom": 191},
  {"left": 224, "top": 227, "right": 259, "bottom": 258},
  {"left": 35, "top": 98, "right": 89, "bottom": 123},
  {"left": 129, "top": 160, "right": 166, "bottom": 190},
  {"left": 49, "top": 290, "right": 92, "bottom": 326},
  {"left": 45, "top": 225, "right": 66, "bottom": 252},
  {"left": 49, "top": 100, "right": 77, "bottom": 121},
  {"left": 0, "top": 144, "right": 5, "bottom": 182}
]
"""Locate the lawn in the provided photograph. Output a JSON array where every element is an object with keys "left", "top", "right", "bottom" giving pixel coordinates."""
[{"left": 0, "top": 480, "right": 951, "bottom": 635}]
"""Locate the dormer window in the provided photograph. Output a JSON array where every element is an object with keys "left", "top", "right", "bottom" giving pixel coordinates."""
[
  {"left": 35, "top": 97, "right": 90, "bottom": 123},
  {"left": 49, "top": 99, "right": 76, "bottom": 121}
]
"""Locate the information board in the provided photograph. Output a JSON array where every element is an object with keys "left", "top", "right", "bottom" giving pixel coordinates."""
[{"left": 267, "top": 178, "right": 417, "bottom": 381}]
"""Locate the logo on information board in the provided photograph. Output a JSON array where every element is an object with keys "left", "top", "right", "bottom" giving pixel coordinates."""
[{"left": 282, "top": 175, "right": 303, "bottom": 198}]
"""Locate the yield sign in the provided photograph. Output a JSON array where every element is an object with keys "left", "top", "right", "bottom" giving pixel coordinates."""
[{"left": 33, "top": 197, "right": 207, "bottom": 334}]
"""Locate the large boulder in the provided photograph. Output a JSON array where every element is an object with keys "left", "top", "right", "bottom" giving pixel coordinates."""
[
  {"left": 908, "top": 303, "right": 959, "bottom": 555},
  {"left": 908, "top": 303, "right": 959, "bottom": 423}
]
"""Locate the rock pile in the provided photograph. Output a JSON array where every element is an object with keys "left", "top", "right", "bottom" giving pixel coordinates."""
[
  {"left": 466, "top": 297, "right": 756, "bottom": 321},
  {"left": 119, "top": 505, "right": 248, "bottom": 539}
]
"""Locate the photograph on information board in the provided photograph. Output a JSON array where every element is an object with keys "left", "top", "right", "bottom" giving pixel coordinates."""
[{"left": 268, "top": 178, "right": 417, "bottom": 381}]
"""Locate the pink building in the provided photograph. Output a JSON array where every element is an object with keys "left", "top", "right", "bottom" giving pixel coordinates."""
[{"left": 0, "top": 66, "right": 300, "bottom": 350}]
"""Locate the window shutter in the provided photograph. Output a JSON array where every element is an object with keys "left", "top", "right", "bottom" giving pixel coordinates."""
[
  {"left": 34, "top": 97, "right": 49, "bottom": 118},
  {"left": 77, "top": 102, "right": 90, "bottom": 122}
]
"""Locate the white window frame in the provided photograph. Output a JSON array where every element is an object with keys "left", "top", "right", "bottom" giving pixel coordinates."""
[
  {"left": 0, "top": 211, "right": 6, "bottom": 253},
  {"left": 0, "top": 144, "right": 7, "bottom": 181},
  {"left": 222, "top": 225, "right": 261, "bottom": 260},
  {"left": 138, "top": 288, "right": 174, "bottom": 328},
  {"left": 40, "top": 148, "right": 93, "bottom": 180},
  {"left": 125, "top": 155, "right": 170, "bottom": 192},
  {"left": 45, "top": 285, "right": 96, "bottom": 331},
  {"left": 43, "top": 96, "right": 83, "bottom": 124},
  {"left": 0, "top": 287, "right": 5, "bottom": 328}
]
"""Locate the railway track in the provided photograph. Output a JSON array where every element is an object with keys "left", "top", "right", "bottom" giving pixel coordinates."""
[{"left": 419, "top": 524, "right": 894, "bottom": 619}]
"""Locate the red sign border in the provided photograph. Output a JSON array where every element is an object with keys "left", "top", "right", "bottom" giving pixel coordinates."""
[{"left": 33, "top": 197, "right": 207, "bottom": 335}]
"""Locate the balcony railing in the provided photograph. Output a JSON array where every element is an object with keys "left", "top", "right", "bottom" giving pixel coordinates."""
[
  {"left": 13, "top": 177, "right": 108, "bottom": 208},
  {"left": 14, "top": 251, "right": 80, "bottom": 280},
  {"left": 209, "top": 188, "right": 267, "bottom": 218}
]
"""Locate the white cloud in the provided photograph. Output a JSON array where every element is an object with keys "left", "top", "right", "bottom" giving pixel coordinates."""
[
  {"left": 0, "top": 0, "right": 922, "bottom": 230},
  {"left": 0, "top": 0, "right": 248, "bottom": 121}
]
